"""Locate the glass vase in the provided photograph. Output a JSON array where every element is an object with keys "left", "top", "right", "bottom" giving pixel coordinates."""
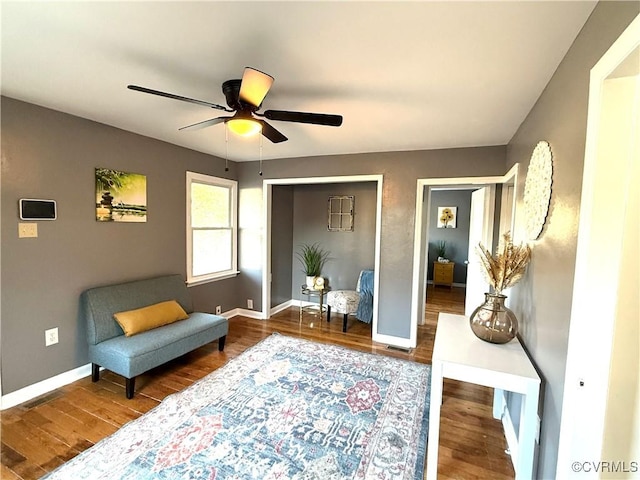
[{"left": 469, "top": 293, "right": 518, "bottom": 344}]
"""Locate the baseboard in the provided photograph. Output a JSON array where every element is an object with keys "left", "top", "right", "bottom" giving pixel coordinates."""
[
  {"left": 270, "top": 300, "right": 296, "bottom": 315},
  {"left": 1, "top": 364, "right": 93, "bottom": 410},
  {"left": 493, "top": 387, "right": 505, "bottom": 419},
  {"left": 228, "top": 308, "right": 264, "bottom": 320},
  {"left": 238, "top": 299, "right": 411, "bottom": 351},
  {"left": 372, "top": 332, "right": 413, "bottom": 349},
  {"left": 0, "top": 303, "right": 406, "bottom": 409},
  {"left": 426, "top": 280, "right": 466, "bottom": 288},
  {"left": 499, "top": 390, "right": 519, "bottom": 468},
  {"left": 1, "top": 309, "right": 262, "bottom": 410},
  {"left": 298, "top": 300, "right": 318, "bottom": 308}
]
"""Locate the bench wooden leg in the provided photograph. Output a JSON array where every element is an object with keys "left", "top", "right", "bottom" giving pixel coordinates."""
[
  {"left": 343, "top": 314, "right": 348, "bottom": 333},
  {"left": 218, "top": 335, "right": 226, "bottom": 351},
  {"left": 326, "top": 306, "right": 331, "bottom": 322},
  {"left": 91, "top": 363, "right": 100, "bottom": 382},
  {"left": 126, "top": 377, "right": 135, "bottom": 399}
]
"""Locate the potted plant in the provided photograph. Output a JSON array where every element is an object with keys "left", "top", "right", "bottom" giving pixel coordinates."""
[
  {"left": 470, "top": 232, "right": 532, "bottom": 344},
  {"left": 436, "top": 241, "right": 447, "bottom": 262},
  {"left": 296, "top": 243, "right": 330, "bottom": 289}
]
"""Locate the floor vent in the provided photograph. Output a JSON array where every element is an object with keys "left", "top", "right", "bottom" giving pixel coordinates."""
[
  {"left": 386, "top": 345, "right": 412, "bottom": 353},
  {"left": 21, "top": 391, "right": 63, "bottom": 410}
]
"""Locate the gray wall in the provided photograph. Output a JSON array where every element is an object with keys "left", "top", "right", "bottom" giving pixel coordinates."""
[
  {"left": 504, "top": 2, "right": 639, "bottom": 478},
  {"left": 426, "top": 189, "right": 473, "bottom": 284},
  {"left": 1, "top": 51, "right": 508, "bottom": 398},
  {"left": 2, "top": 4, "right": 636, "bottom": 475},
  {"left": 291, "top": 182, "right": 377, "bottom": 295},
  {"left": 1, "top": 97, "right": 240, "bottom": 394},
  {"left": 237, "top": 146, "right": 507, "bottom": 339},
  {"left": 271, "top": 186, "right": 294, "bottom": 308}
]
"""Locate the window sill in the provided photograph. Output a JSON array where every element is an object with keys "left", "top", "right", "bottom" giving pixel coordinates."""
[{"left": 187, "top": 271, "right": 240, "bottom": 287}]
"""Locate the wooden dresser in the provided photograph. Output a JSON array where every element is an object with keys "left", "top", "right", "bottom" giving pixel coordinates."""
[{"left": 433, "top": 262, "right": 455, "bottom": 289}]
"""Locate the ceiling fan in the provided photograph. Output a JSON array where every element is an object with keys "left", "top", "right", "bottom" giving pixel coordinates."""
[{"left": 128, "top": 67, "right": 343, "bottom": 144}]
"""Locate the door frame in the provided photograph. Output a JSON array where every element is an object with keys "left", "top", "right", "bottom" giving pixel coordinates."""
[
  {"left": 464, "top": 185, "right": 496, "bottom": 317},
  {"left": 262, "top": 175, "right": 383, "bottom": 340},
  {"left": 410, "top": 164, "right": 519, "bottom": 347},
  {"left": 556, "top": 13, "right": 640, "bottom": 476}
]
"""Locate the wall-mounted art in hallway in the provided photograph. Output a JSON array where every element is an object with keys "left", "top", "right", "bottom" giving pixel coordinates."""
[{"left": 437, "top": 206, "right": 457, "bottom": 228}]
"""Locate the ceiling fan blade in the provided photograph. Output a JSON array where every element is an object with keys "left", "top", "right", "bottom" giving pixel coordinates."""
[
  {"left": 258, "top": 120, "right": 288, "bottom": 143},
  {"left": 128, "top": 85, "right": 230, "bottom": 111},
  {"left": 263, "top": 109, "right": 343, "bottom": 127},
  {"left": 179, "top": 117, "right": 230, "bottom": 131},
  {"left": 238, "top": 67, "right": 274, "bottom": 108}
]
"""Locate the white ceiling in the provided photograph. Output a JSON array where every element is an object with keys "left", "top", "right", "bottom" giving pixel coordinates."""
[{"left": 1, "top": 1, "right": 597, "bottom": 162}]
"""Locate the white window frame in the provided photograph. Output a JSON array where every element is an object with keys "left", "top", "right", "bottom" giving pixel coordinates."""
[{"left": 186, "top": 171, "right": 238, "bottom": 285}]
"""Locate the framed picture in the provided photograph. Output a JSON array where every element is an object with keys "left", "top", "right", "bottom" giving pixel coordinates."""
[
  {"left": 437, "top": 206, "right": 457, "bottom": 228},
  {"left": 96, "top": 168, "right": 147, "bottom": 222}
]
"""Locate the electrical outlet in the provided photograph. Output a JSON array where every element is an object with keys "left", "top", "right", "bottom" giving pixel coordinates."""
[
  {"left": 215, "top": 305, "right": 222, "bottom": 315},
  {"left": 45, "top": 327, "right": 58, "bottom": 346},
  {"left": 247, "top": 299, "right": 253, "bottom": 309},
  {"left": 19, "top": 223, "right": 38, "bottom": 238}
]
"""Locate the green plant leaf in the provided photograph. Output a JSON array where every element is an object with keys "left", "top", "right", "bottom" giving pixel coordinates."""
[{"left": 295, "top": 243, "right": 330, "bottom": 276}]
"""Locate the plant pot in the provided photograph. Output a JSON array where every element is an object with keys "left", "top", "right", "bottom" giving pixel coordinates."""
[
  {"left": 306, "top": 276, "right": 317, "bottom": 289},
  {"left": 469, "top": 293, "right": 518, "bottom": 344}
]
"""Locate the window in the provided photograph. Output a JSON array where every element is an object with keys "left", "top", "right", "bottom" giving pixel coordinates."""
[
  {"left": 328, "top": 195, "right": 354, "bottom": 231},
  {"left": 186, "top": 172, "right": 238, "bottom": 284}
]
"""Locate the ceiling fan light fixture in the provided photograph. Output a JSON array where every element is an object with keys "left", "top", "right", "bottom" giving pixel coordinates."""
[
  {"left": 130, "top": 67, "right": 341, "bottom": 145},
  {"left": 239, "top": 67, "right": 274, "bottom": 107},
  {"left": 227, "top": 118, "right": 262, "bottom": 137}
]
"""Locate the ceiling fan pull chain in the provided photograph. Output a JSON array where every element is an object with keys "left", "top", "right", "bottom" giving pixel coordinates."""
[
  {"left": 225, "top": 123, "right": 229, "bottom": 172},
  {"left": 259, "top": 134, "right": 263, "bottom": 176}
]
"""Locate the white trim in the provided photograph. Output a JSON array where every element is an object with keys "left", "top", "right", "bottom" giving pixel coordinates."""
[
  {"left": 1, "top": 308, "right": 258, "bottom": 410},
  {"left": 502, "top": 395, "right": 520, "bottom": 466},
  {"left": 369, "top": 178, "right": 384, "bottom": 347},
  {"left": 298, "top": 300, "right": 318, "bottom": 308},
  {"left": 186, "top": 171, "right": 238, "bottom": 285},
  {"left": 372, "top": 333, "right": 413, "bottom": 350},
  {"left": 493, "top": 387, "right": 506, "bottom": 419},
  {"left": 262, "top": 184, "right": 272, "bottom": 322},
  {"left": 186, "top": 270, "right": 240, "bottom": 286},
  {"left": 226, "top": 307, "right": 265, "bottom": 320},
  {"left": 493, "top": 388, "right": 520, "bottom": 470},
  {"left": 0, "top": 297, "right": 396, "bottom": 410},
  {"left": 410, "top": 166, "right": 519, "bottom": 348},
  {"left": 1, "top": 364, "right": 93, "bottom": 410},
  {"left": 557, "top": 14, "right": 640, "bottom": 477},
  {"left": 426, "top": 280, "right": 467, "bottom": 288},
  {"left": 262, "top": 175, "right": 383, "bottom": 345},
  {"left": 270, "top": 300, "right": 296, "bottom": 316},
  {"left": 265, "top": 175, "right": 382, "bottom": 186}
]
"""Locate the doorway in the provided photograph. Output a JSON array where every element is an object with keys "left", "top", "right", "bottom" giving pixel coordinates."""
[
  {"left": 557, "top": 14, "right": 640, "bottom": 475},
  {"left": 423, "top": 186, "right": 488, "bottom": 322},
  {"left": 262, "top": 175, "right": 383, "bottom": 342},
  {"left": 410, "top": 166, "right": 518, "bottom": 347}
]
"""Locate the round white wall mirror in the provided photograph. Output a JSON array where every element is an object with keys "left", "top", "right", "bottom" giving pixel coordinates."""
[{"left": 523, "top": 140, "right": 553, "bottom": 240}]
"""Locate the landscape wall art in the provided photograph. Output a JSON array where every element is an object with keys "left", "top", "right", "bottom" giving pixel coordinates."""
[{"left": 95, "top": 168, "right": 147, "bottom": 222}]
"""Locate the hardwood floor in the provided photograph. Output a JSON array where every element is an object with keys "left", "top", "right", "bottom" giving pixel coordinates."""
[{"left": 1, "top": 286, "right": 514, "bottom": 479}]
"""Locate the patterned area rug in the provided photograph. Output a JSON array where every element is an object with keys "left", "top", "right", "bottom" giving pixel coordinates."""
[{"left": 43, "top": 333, "right": 431, "bottom": 479}]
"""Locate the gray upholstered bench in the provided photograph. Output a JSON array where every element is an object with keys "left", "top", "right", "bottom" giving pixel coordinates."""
[{"left": 82, "top": 274, "right": 228, "bottom": 398}]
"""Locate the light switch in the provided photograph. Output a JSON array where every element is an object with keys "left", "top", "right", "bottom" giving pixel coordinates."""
[{"left": 18, "top": 223, "right": 38, "bottom": 238}]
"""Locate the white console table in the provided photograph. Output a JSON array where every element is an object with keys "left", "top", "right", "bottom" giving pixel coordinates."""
[{"left": 427, "top": 313, "right": 541, "bottom": 480}]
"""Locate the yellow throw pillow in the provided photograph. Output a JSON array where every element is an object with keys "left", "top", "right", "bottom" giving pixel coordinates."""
[{"left": 113, "top": 300, "right": 189, "bottom": 337}]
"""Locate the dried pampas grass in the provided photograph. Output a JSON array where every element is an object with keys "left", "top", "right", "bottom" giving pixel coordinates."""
[{"left": 477, "top": 232, "right": 531, "bottom": 295}]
